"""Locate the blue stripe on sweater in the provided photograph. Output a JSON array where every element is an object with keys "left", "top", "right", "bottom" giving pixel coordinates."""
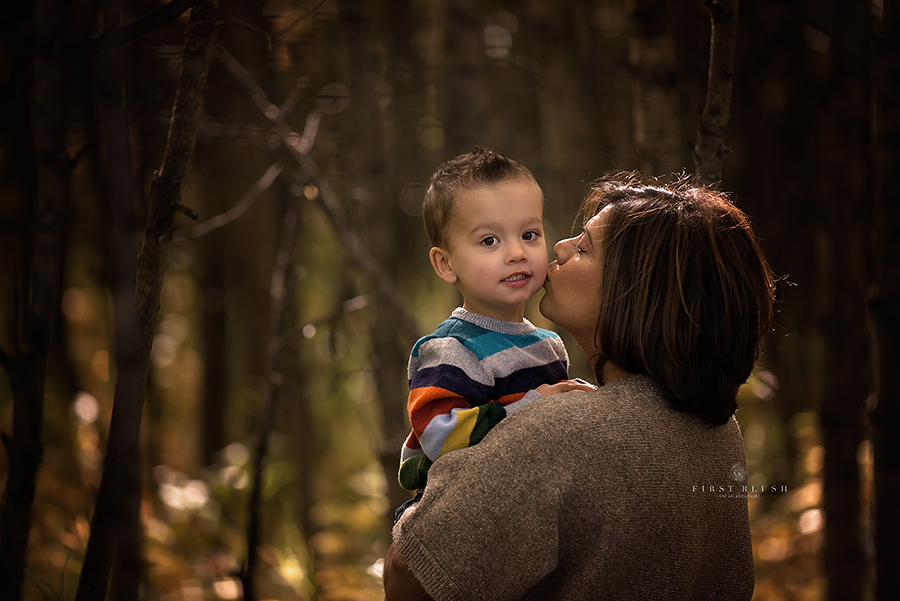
[{"left": 412, "top": 317, "right": 561, "bottom": 362}]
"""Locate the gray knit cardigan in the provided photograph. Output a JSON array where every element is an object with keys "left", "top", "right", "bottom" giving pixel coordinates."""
[{"left": 392, "top": 374, "right": 755, "bottom": 601}]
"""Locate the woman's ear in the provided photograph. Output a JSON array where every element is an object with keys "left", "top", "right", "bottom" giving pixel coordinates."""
[{"left": 429, "top": 247, "right": 457, "bottom": 284}]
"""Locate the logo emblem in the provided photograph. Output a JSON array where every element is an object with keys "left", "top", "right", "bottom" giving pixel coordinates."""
[{"left": 730, "top": 463, "right": 747, "bottom": 482}]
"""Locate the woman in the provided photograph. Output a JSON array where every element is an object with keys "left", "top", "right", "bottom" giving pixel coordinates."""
[{"left": 384, "top": 173, "right": 776, "bottom": 601}]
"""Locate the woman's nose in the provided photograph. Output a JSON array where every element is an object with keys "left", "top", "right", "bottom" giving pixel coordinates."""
[{"left": 553, "top": 237, "right": 574, "bottom": 264}]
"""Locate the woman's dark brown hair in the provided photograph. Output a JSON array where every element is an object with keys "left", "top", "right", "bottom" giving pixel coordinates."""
[{"left": 583, "top": 173, "right": 776, "bottom": 426}]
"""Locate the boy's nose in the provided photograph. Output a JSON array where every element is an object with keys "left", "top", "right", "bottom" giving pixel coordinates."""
[{"left": 506, "top": 241, "right": 528, "bottom": 262}]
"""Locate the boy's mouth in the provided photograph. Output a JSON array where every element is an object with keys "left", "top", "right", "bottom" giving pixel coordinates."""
[{"left": 502, "top": 273, "right": 530, "bottom": 283}]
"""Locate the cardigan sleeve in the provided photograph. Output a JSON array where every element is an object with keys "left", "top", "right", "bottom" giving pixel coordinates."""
[{"left": 393, "top": 412, "right": 562, "bottom": 601}]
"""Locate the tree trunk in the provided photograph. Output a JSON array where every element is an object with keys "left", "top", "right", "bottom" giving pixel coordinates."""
[
  {"left": 871, "top": 1, "right": 900, "bottom": 598},
  {"left": 729, "top": 0, "right": 821, "bottom": 495},
  {"left": 527, "top": 0, "right": 625, "bottom": 231},
  {"left": 340, "top": 0, "right": 422, "bottom": 531},
  {"left": 693, "top": 0, "right": 738, "bottom": 184},
  {"left": 441, "top": 0, "right": 490, "bottom": 157},
  {"left": 200, "top": 242, "right": 227, "bottom": 465},
  {"left": 815, "top": 3, "right": 872, "bottom": 600},
  {"left": 91, "top": 0, "right": 145, "bottom": 595},
  {"left": 625, "top": 0, "right": 684, "bottom": 177},
  {"left": 0, "top": 0, "right": 68, "bottom": 596},
  {"left": 75, "top": 2, "right": 219, "bottom": 599},
  {"left": 241, "top": 180, "right": 301, "bottom": 601}
]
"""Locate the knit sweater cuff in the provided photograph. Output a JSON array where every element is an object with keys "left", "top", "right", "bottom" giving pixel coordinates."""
[
  {"left": 504, "top": 389, "right": 542, "bottom": 414},
  {"left": 393, "top": 509, "right": 463, "bottom": 601}
]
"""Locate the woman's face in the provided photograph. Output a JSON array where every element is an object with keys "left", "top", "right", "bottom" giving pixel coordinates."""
[{"left": 539, "top": 209, "right": 608, "bottom": 354}]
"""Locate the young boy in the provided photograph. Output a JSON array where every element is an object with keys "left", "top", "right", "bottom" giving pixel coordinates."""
[{"left": 397, "top": 147, "right": 592, "bottom": 510}]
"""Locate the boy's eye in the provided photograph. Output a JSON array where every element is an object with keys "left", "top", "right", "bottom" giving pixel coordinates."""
[
  {"left": 481, "top": 236, "right": 498, "bottom": 246},
  {"left": 522, "top": 230, "right": 540, "bottom": 241}
]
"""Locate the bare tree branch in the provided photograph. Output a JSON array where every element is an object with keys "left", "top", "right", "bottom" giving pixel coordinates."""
[
  {"left": 272, "top": 79, "right": 310, "bottom": 123},
  {"left": 216, "top": 46, "right": 421, "bottom": 342},
  {"left": 213, "top": 43, "right": 421, "bottom": 595},
  {"left": 71, "top": 0, "right": 200, "bottom": 62},
  {"left": 295, "top": 152, "right": 420, "bottom": 342},
  {"left": 215, "top": 11, "right": 272, "bottom": 49},
  {"left": 215, "top": 45, "right": 279, "bottom": 118},
  {"left": 173, "top": 159, "right": 285, "bottom": 241},
  {"left": 197, "top": 118, "right": 267, "bottom": 142},
  {"left": 693, "top": 0, "right": 738, "bottom": 185}
]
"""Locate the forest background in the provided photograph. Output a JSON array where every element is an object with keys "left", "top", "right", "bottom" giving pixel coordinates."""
[{"left": 1, "top": 0, "right": 899, "bottom": 600}]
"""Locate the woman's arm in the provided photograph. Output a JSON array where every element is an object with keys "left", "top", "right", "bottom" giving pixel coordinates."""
[
  {"left": 389, "top": 410, "right": 563, "bottom": 600},
  {"left": 383, "top": 543, "right": 433, "bottom": 601}
]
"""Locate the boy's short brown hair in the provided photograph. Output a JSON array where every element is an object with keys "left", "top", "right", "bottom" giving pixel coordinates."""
[{"left": 423, "top": 146, "right": 539, "bottom": 249}]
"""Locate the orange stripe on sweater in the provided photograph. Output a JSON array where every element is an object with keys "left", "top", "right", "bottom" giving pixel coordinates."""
[
  {"left": 408, "top": 387, "right": 471, "bottom": 436},
  {"left": 495, "top": 391, "right": 527, "bottom": 405}
]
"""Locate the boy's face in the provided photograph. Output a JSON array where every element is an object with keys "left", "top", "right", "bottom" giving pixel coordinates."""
[{"left": 429, "top": 179, "right": 548, "bottom": 322}]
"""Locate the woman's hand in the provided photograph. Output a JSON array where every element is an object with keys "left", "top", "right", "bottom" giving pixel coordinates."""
[{"left": 536, "top": 379, "right": 596, "bottom": 397}]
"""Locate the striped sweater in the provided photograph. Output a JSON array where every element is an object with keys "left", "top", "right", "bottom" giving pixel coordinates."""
[{"left": 398, "top": 307, "right": 569, "bottom": 491}]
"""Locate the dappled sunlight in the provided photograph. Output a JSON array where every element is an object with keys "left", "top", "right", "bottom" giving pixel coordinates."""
[
  {"left": 212, "top": 577, "right": 242, "bottom": 599},
  {"left": 740, "top": 368, "right": 840, "bottom": 601}
]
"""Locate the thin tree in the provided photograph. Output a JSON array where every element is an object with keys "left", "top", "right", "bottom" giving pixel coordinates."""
[
  {"left": 240, "top": 168, "right": 303, "bottom": 601},
  {"left": 871, "top": 1, "right": 900, "bottom": 598},
  {"left": 74, "top": 1, "right": 219, "bottom": 599},
  {"left": 214, "top": 30, "right": 422, "bottom": 590},
  {"left": 0, "top": 0, "right": 68, "bottom": 596},
  {"left": 626, "top": 0, "right": 684, "bottom": 177},
  {"left": 341, "top": 0, "right": 422, "bottom": 529},
  {"left": 440, "top": 0, "right": 490, "bottom": 157},
  {"left": 77, "top": 0, "right": 146, "bottom": 596},
  {"left": 814, "top": 3, "right": 872, "bottom": 599},
  {"left": 693, "top": 0, "right": 738, "bottom": 185}
]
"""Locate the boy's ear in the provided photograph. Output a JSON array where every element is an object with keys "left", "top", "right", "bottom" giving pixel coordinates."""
[{"left": 429, "top": 247, "right": 457, "bottom": 284}]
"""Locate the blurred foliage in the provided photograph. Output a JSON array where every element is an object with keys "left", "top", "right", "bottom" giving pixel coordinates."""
[{"left": 739, "top": 378, "right": 827, "bottom": 601}]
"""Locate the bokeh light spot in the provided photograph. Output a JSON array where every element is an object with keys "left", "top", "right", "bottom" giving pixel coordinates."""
[
  {"left": 484, "top": 25, "right": 512, "bottom": 59},
  {"left": 416, "top": 115, "right": 444, "bottom": 149},
  {"left": 798, "top": 508, "right": 823, "bottom": 534},
  {"left": 758, "top": 537, "right": 790, "bottom": 562},
  {"left": 71, "top": 392, "right": 100, "bottom": 425},
  {"left": 223, "top": 442, "right": 250, "bottom": 466},
  {"left": 61, "top": 288, "right": 89, "bottom": 323}
]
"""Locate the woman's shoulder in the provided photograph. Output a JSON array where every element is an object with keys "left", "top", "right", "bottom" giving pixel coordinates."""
[
  {"left": 506, "top": 374, "right": 742, "bottom": 449},
  {"left": 522, "top": 374, "right": 664, "bottom": 419}
]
